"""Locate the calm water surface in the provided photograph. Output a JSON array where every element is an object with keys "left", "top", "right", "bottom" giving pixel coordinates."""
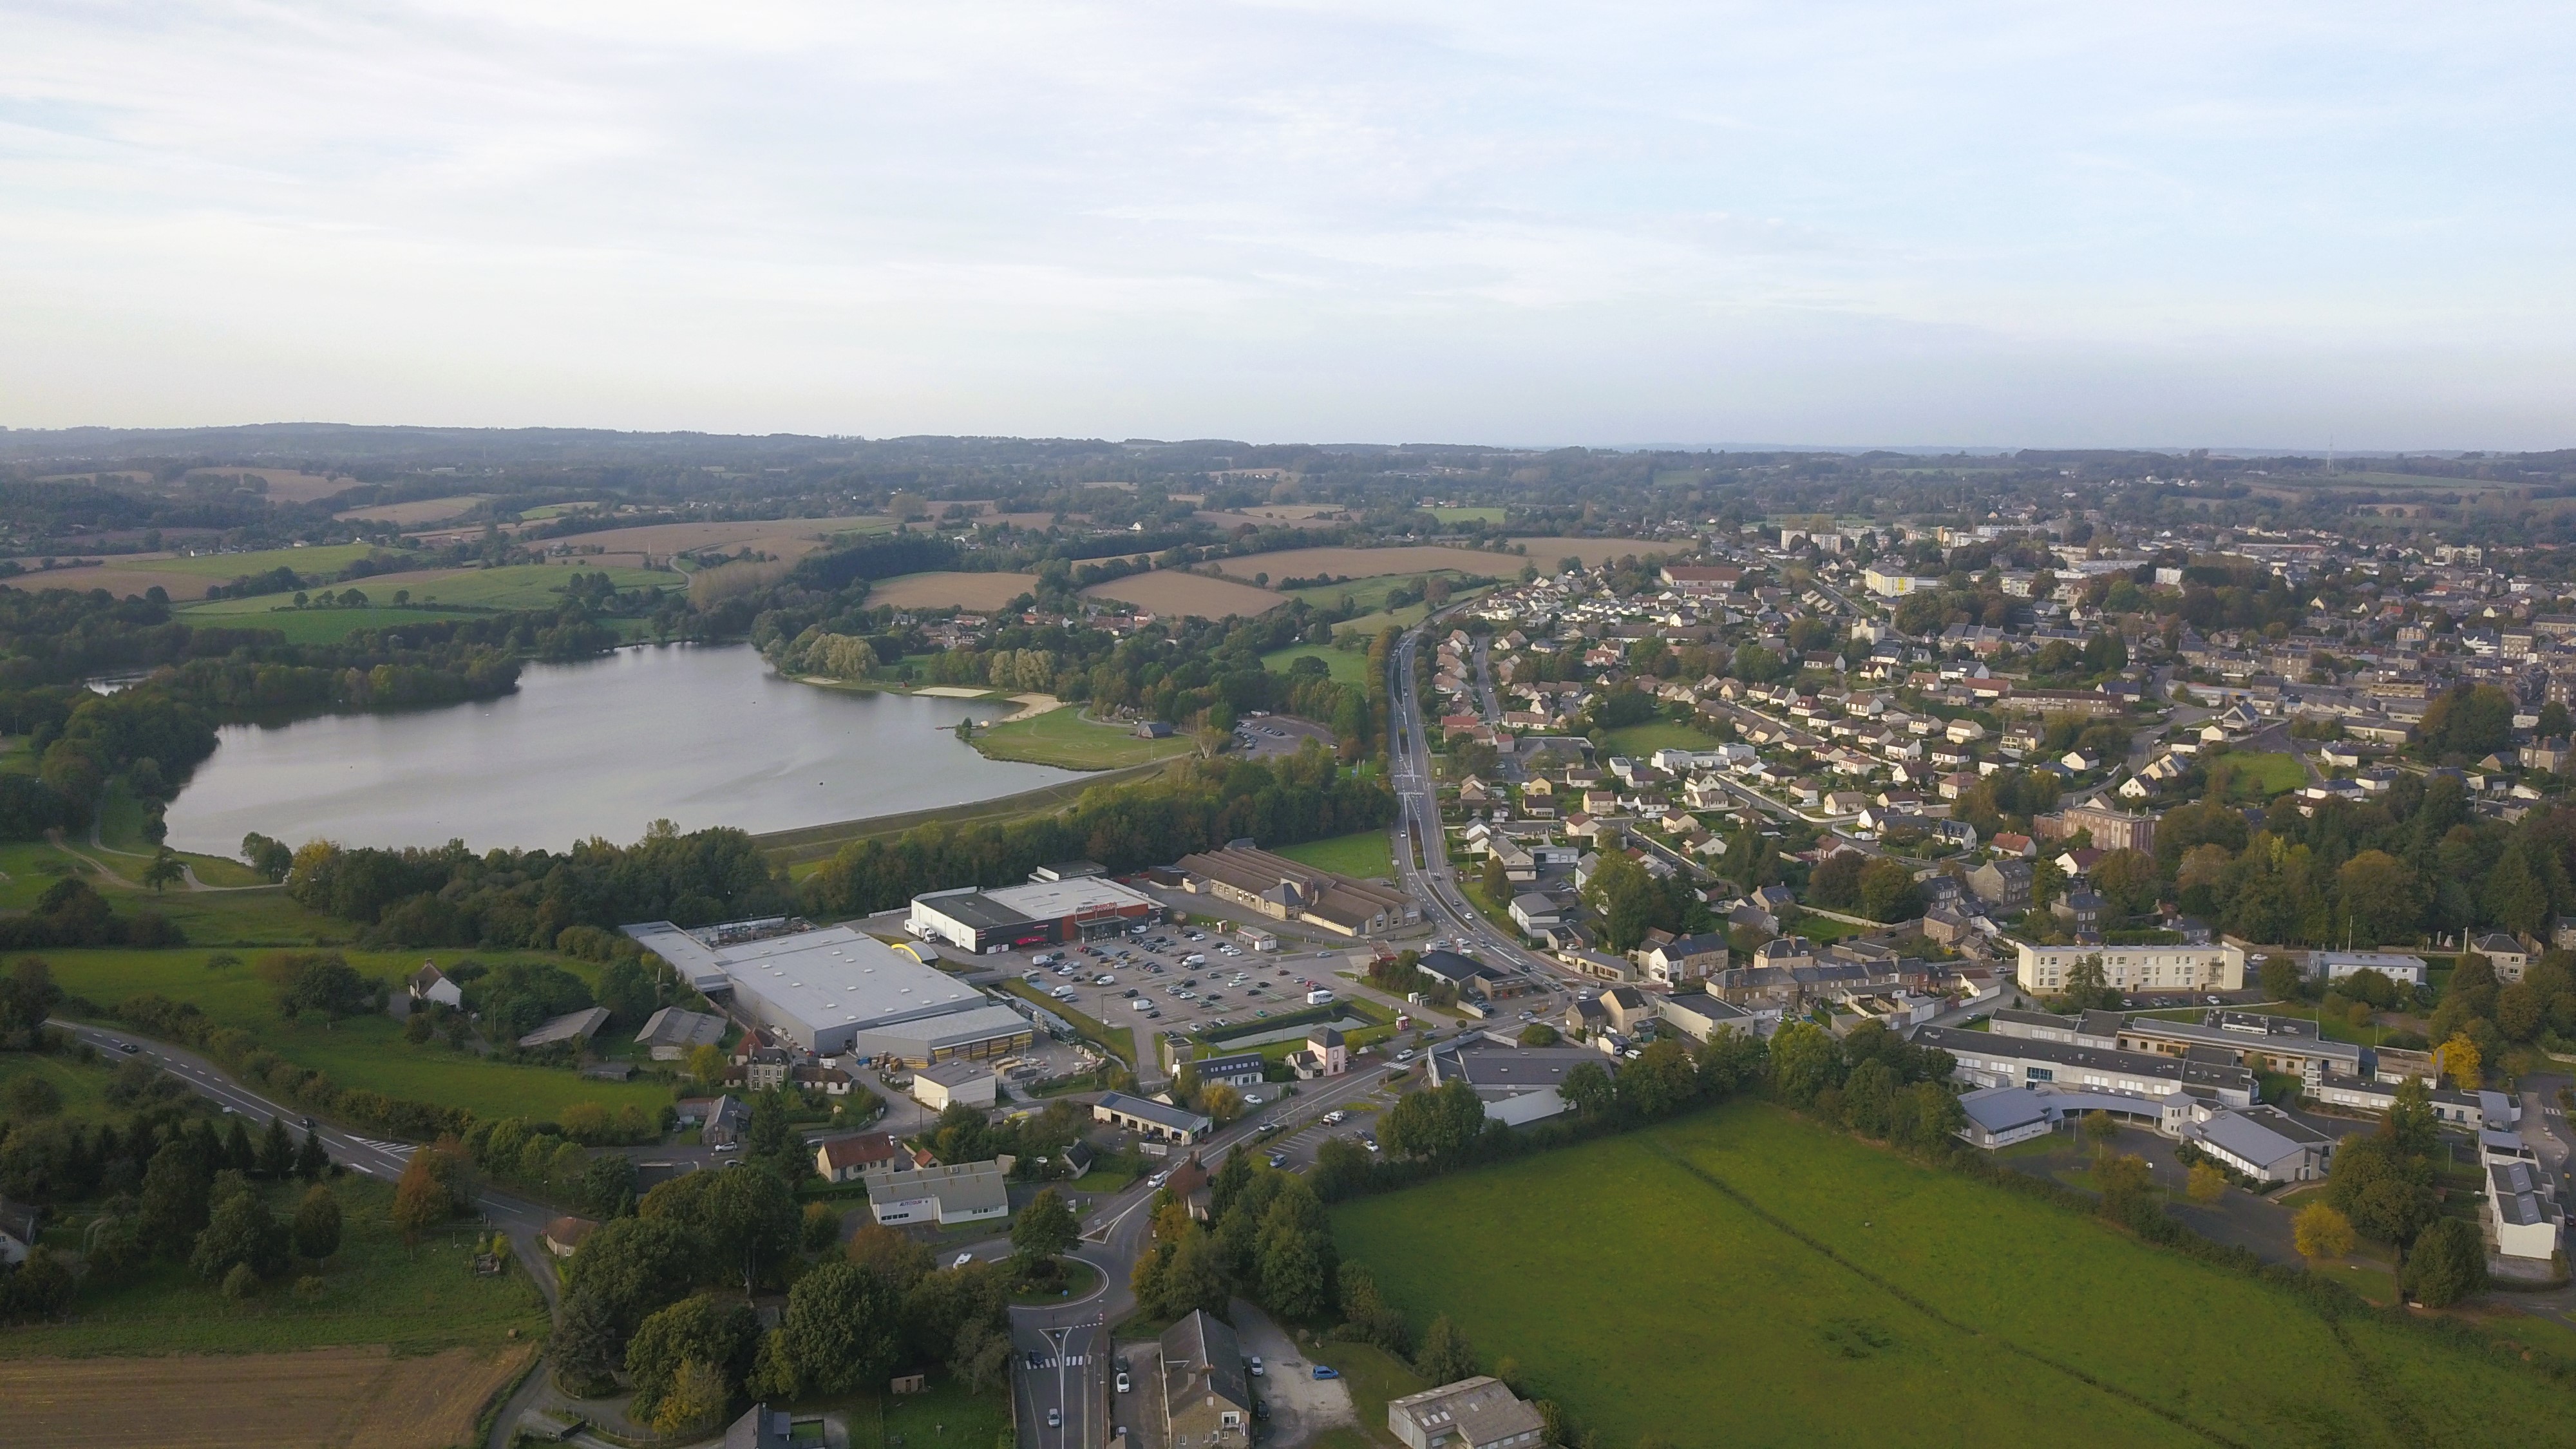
[{"left": 164, "top": 645, "right": 1077, "bottom": 854}]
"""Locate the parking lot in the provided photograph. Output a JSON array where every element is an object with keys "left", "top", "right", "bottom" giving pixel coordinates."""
[
  {"left": 1232, "top": 712, "right": 1338, "bottom": 759},
  {"left": 989, "top": 924, "right": 1394, "bottom": 1075}
]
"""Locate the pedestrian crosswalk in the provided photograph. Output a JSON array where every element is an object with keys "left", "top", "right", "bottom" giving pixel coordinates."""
[
  {"left": 352, "top": 1137, "right": 416, "bottom": 1157},
  {"left": 1028, "top": 1355, "right": 1090, "bottom": 1369}
]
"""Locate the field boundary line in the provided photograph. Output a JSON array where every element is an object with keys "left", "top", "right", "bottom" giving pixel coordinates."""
[{"left": 1646, "top": 1141, "right": 2253, "bottom": 1449}]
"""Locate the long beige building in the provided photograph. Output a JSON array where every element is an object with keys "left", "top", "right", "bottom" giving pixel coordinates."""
[
  {"left": 1175, "top": 842, "right": 1421, "bottom": 936},
  {"left": 2012, "top": 938, "right": 2246, "bottom": 994}
]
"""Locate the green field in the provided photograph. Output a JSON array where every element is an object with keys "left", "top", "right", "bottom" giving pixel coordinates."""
[
  {"left": 1426, "top": 507, "right": 1505, "bottom": 525},
  {"left": 972, "top": 708, "right": 1198, "bottom": 770},
  {"left": 1273, "top": 829, "right": 1396, "bottom": 880},
  {"left": 1333, "top": 1103, "right": 2571, "bottom": 1448},
  {"left": 1598, "top": 721, "right": 1725, "bottom": 757},
  {"left": 2212, "top": 751, "right": 2307, "bottom": 800},
  {"left": 1261, "top": 641, "right": 1375, "bottom": 686},
  {"left": 144, "top": 544, "right": 401, "bottom": 580},
  {"left": 45, "top": 947, "right": 675, "bottom": 1122},
  {"left": 1280, "top": 571, "right": 1493, "bottom": 614},
  {"left": 188, "top": 562, "right": 679, "bottom": 613},
  {"left": 3, "top": 1176, "right": 547, "bottom": 1358},
  {"left": 846, "top": 1372, "right": 1012, "bottom": 1449},
  {"left": 0, "top": 1048, "right": 119, "bottom": 1122},
  {"left": 176, "top": 603, "right": 485, "bottom": 643}
]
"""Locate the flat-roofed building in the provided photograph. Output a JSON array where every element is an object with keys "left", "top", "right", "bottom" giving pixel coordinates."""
[
  {"left": 2012, "top": 939, "right": 2244, "bottom": 994},
  {"left": 1919, "top": 1024, "right": 2257, "bottom": 1108},
  {"left": 865, "top": 1160, "right": 1009, "bottom": 1226},
  {"left": 2111, "top": 1010, "right": 2363, "bottom": 1086},
  {"left": 907, "top": 876, "right": 1163, "bottom": 954},
  {"left": 2308, "top": 951, "right": 2429, "bottom": 987},
  {"left": 622, "top": 920, "right": 1034, "bottom": 1067},
  {"left": 910, "top": 1059, "right": 998, "bottom": 1111}
]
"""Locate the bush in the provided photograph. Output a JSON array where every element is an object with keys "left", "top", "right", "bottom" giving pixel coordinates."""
[{"left": 222, "top": 1262, "right": 258, "bottom": 1300}]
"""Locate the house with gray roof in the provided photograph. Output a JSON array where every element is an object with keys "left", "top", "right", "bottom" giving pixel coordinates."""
[
  {"left": 1159, "top": 1310, "right": 1252, "bottom": 1449},
  {"left": 1388, "top": 1378, "right": 1545, "bottom": 1449}
]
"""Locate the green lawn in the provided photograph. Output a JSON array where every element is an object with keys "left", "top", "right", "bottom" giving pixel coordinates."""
[
  {"left": 1598, "top": 721, "right": 1725, "bottom": 758},
  {"left": 44, "top": 946, "right": 675, "bottom": 1122},
  {"left": 1332, "top": 1103, "right": 2571, "bottom": 1448},
  {"left": 1262, "top": 642, "right": 1375, "bottom": 687},
  {"left": 1272, "top": 829, "right": 1396, "bottom": 881},
  {"left": 972, "top": 708, "right": 1198, "bottom": 770},
  {"left": 1278, "top": 571, "right": 1492, "bottom": 614},
  {"left": 2211, "top": 751, "right": 2307, "bottom": 801},
  {"left": 5, "top": 1176, "right": 547, "bottom": 1357},
  {"left": 0, "top": 1049, "right": 120, "bottom": 1122},
  {"left": 836, "top": 1371, "right": 1012, "bottom": 1449},
  {"left": 144, "top": 544, "right": 403, "bottom": 580},
  {"left": 175, "top": 603, "right": 486, "bottom": 643},
  {"left": 1307, "top": 1340, "right": 1427, "bottom": 1449},
  {"left": 1427, "top": 507, "right": 1505, "bottom": 525}
]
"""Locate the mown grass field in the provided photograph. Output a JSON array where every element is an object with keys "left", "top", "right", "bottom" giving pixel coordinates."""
[
  {"left": 973, "top": 708, "right": 1198, "bottom": 770},
  {"left": 1426, "top": 507, "right": 1505, "bottom": 525},
  {"left": 1333, "top": 1103, "right": 2571, "bottom": 1449},
  {"left": 1598, "top": 721, "right": 1725, "bottom": 757},
  {"left": 174, "top": 603, "right": 485, "bottom": 643},
  {"left": 2213, "top": 750, "right": 2308, "bottom": 800},
  {"left": 44, "top": 945, "right": 675, "bottom": 1121},
  {"left": 141, "top": 544, "right": 399, "bottom": 580},
  {"left": 1272, "top": 829, "right": 1396, "bottom": 880},
  {"left": 188, "top": 561, "right": 681, "bottom": 612},
  {"left": 5, "top": 1175, "right": 547, "bottom": 1358},
  {"left": 1277, "top": 569, "right": 1492, "bottom": 614},
  {"left": 1260, "top": 641, "right": 1374, "bottom": 686}
]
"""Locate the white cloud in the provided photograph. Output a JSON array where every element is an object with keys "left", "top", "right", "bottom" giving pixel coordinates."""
[{"left": 0, "top": 0, "right": 2570, "bottom": 445}]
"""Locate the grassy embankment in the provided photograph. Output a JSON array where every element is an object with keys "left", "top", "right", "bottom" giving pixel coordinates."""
[
  {"left": 997, "top": 979, "right": 1137, "bottom": 1068},
  {"left": 971, "top": 706, "right": 1200, "bottom": 770},
  {"left": 1, "top": 1175, "right": 547, "bottom": 1358},
  {"left": 1271, "top": 829, "right": 1397, "bottom": 881},
  {"left": 1334, "top": 1101, "right": 2576, "bottom": 1448},
  {"left": 44, "top": 944, "right": 676, "bottom": 1122},
  {"left": 762, "top": 763, "right": 1180, "bottom": 880}
]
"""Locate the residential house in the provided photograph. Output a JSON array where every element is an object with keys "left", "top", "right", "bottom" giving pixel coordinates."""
[
  {"left": 409, "top": 963, "right": 464, "bottom": 1009},
  {"left": 1160, "top": 1311, "right": 1253, "bottom": 1449},
  {"left": 1967, "top": 860, "right": 2033, "bottom": 912},
  {"left": 1188, "top": 1052, "right": 1267, "bottom": 1090},
  {"left": 1287, "top": 1025, "right": 1349, "bottom": 1079},
  {"left": 2472, "top": 933, "right": 2532, "bottom": 982},
  {"left": 1508, "top": 893, "right": 1564, "bottom": 933},
  {"left": 675, "top": 1094, "right": 752, "bottom": 1146},
  {"left": 2052, "top": 890, "right": 2106, "bottom": 932},
  {"left": 1637, "top": 932, "right": 1728, "bottom": 986},
  {"left": 814, "top": 1132, "right": 907, "bottom": 1184},
  {"left": 0, "top": 1198, "right": 39, "bottom": 1265},
  {"left": 541, "top": 1216, "right": 598, "bottom": 1258}
]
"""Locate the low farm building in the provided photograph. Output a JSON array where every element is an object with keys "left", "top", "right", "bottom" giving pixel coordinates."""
[{"left": 1174, "top": 843, "right": 1421, "bottom": 936}]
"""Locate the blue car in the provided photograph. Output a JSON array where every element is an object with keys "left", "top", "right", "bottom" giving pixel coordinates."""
[{"left": 1312, "top": 1365, "right": 1340, "bottom": 1380}]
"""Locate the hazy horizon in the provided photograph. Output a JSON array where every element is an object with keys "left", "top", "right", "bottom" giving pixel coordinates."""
[{"left": 5, "top": 3, "right": 2571, "bottom": 449}]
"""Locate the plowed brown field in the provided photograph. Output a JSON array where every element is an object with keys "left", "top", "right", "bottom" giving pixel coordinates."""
[{"left": 0, "top": 1343, "right": 533, "bottom": 1448}]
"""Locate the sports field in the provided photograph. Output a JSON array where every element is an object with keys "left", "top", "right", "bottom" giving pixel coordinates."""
[
  {"left": 44, "top": 946, "right": 674, "bottom": 1122},
  {"left": 1333, "top": 1103, "right": 2571, "bottom": 1448},
  {"left": 972, "top": 707, "right": 1197, "bottom": 770},
  {"left": 1271, "top": 829, "right": 1395, "bottom": 880}
]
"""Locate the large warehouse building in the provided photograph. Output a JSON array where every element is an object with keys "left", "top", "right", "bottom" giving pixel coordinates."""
[
  {"left": 621, "top": 920, "right": 1033, "bottom": 1066},
  {"left": 908, "top": 876, "right": 1164, "bottom": 954}
]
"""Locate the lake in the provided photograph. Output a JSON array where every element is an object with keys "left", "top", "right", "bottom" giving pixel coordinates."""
[{"left": 162, "top": 644, "right": 1080, "bottom": 855}]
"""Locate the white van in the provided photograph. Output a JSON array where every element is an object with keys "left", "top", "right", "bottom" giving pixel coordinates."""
[{"left": 1307, "top": 989, "right": 1334, "bottom": 1005}]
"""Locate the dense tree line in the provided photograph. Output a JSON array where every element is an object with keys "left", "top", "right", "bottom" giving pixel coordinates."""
[
  {"left": 279, "top": 821, "right": 792, "bottom": 949},
  {"left": 803, "top": 748, "right": 1394, "bottom": 916},
  {"left": 1129, "top": 1150, "right": 1340, "bottom": 1325}
]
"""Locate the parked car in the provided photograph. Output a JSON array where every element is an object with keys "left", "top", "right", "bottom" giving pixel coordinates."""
[
  {"left": 954, "top": 1252, "right": 976, "bottom": 1268},
  {"left": 1312, "top": 1365, "right": 1340, "bottom": 1379},
  {"left": 1248, "top": 1356, "right": 1264, "bottom": 1377},
  {"left": 1116, "top": 1371, "right": 1131, "bottom": 1394}
]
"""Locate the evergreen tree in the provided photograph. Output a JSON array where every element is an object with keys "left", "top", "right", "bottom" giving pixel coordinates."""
[
  {"left": 293, "top": 1127, "right": 331, "bottom": 1180},
  {"left": 256, "top": 1115, "right": 295, "bottom": 1179},
  {"left": 138, "top": 1135, "right": 214, "bottom": 1258},
  {"left": 552, "top": 1287, "right": 624, "bottom": 1396}
]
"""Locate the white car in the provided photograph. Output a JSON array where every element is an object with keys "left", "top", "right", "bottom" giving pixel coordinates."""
[{"left": 953, "top": 1251, "right": 976, "bottom": 1267}]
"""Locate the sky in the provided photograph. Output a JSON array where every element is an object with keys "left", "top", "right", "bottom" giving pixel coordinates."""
[{"left": 2, "top": 1, "right": 2571, "bottom": 450}]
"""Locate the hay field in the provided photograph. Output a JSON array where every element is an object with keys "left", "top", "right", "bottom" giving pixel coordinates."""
[
  {"left": 1080, "top": 570, "right": 1285, "bottom": 618},
  {"left": 1513, "top": 536, "right": 1671, "bottom": 567},
  {"left": 869, "top": 571, "right": 1042, "bottom": 610},
  {"left": 334, "top": 494, "right": 488, "bottom": 525},
  {"left": 186, "top": 562, "right": 679, "bottom": 612},
  {"left": 0, "top": 1344, "right": 532, "bottom": 1449},
  {"left": 3, "top": 544, "right": 399, "bottom": 601},
  {"left": 1211, "top": 545, "right": 1516, "bottom": 583},
  {"left": 182, "top": 468, "right": 352, "bottom": 504}
]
